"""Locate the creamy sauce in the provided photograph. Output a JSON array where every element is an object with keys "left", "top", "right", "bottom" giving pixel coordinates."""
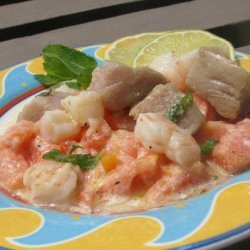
[
  {"left": 11, "top": 163, "right": 229, "bottom": 215},
  {"left": 0, "top": 84, "right": 249, "bottom": 215}
]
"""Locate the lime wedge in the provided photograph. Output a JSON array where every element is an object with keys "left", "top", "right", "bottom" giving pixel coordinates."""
[
  {"left": 133, "top": 30, "right": 234, "bottom": 67},
  {"left": 104, "top": 32, "right": 165, "bottom": 66}
]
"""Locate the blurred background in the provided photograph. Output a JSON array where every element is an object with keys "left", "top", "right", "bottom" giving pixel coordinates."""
[{"left": 0, "top": 0, "right": 250, "bottom": 69}]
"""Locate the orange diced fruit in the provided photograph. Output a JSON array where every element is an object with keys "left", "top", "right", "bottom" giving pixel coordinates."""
[{"left": 101, "top": 153, "right": 118, "bottom": 172}]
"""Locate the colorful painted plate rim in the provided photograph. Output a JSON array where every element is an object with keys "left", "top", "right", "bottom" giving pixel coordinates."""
[{"left": 0, "top": 44, "right": 249, "bottom": 250}]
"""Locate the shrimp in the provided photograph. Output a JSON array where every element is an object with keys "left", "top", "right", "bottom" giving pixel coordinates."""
[
  {"left": 150, "top": 52, "right": 185, "bottom": 91},
  {"left": 61, "top": 91, "right": 104, "bottom": 126},
  {"left": 149, "top": 51, "right": 197, "bottom": 91},
  {"left": 23, "top": 160, "right": 81, "bottom": 204},
  {"left": 149, "top": 48, "right": 225, "bottom": 92},
  {"left": 134, "top": 113, "right": 201, "bottom": 167},
  {"left": 38, "top": 110, "right": 80, "bottom": 143}
]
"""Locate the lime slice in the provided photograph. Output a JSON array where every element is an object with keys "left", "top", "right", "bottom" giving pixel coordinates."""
[
  {"left": 133, "top": 30, "right": 235, "bottom": 67},
  {"left": 104, "top": 32, "right": 165, "bottom": 66}
]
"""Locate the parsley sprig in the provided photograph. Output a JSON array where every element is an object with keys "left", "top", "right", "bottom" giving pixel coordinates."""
[
  {"left": 201, "top": 138, "right": 218, "bottom": 155},
  {"left": 165, "top": 92, "right": 193, "bottom": 123},
  {"left": 35, "top": 44, "right": 97, "bottom": 89},
  {"left": 43, "top": 149, "right": 100, "bottom": 170}
]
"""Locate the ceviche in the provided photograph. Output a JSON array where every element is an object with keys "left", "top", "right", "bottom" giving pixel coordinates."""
[{"left": 0, "top": 32, "right": 250, "bottom": 215}]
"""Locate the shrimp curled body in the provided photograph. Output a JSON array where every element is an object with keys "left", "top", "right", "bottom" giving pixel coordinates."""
[
  {"left": 134, "top": 113, "right": 200, "bottom": 167},
  {"left": 23, "top": 160, "right": 81, "bottom": 204}
]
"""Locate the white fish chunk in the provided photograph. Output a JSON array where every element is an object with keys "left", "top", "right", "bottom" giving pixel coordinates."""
[
  {"left": 89, "top": 61, "right": 167, "bottom": 111},
  {"left": 18, "top": 91, "right": 74, "bottom": 122},
  {"left": 130, "top": 84, "right": 204, "bottom": 134},
  {"left": 186, "top": 49, "right": 250, "bottom": 119}
]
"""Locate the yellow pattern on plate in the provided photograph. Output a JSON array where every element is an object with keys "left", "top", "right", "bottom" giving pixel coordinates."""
[{"left": 1, "top": 182, "right": 249, "bottom": 250}]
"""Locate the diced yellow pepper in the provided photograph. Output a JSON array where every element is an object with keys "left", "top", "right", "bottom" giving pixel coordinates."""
[{"left": 101, "top": 152, "right": 118, "bottom": 172}]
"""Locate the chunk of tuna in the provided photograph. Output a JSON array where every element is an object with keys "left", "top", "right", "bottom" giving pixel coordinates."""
[
  {"left": 89, "top": 61, "right": 167, "bottom": 111},
  {"left": 130, "top": 84, "right": 204, "bottom": 134},
  {"left": 18, "top": 91, "right": 73, "bottom": 122},
  {"left": 186, "top": 49, "right": 250, "bottom": 119}
]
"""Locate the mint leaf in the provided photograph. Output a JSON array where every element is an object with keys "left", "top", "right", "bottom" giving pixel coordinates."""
[
  {"left": 201, "top": 138, "right": 218, "bottom": 155},
  {"left": 35, "top": 44, "right": 97, "bottom": 89},
  {"left": 43, "top": 149, "right": 100, "bottom": 170},
  {"left": 43, "top": 45, "right": 96, "bottom": 73},
  {"left": 66, "top": 81, "right": 81, "bottom": 89},
  {"left": 34, "top": 74, "right": 67, "bottom": 86},
  {"left": 165, "top": 92, "right": 193, "bottom": 122},
  {"left": 77, "top": 71, "right": 92, "bottom": 89}
]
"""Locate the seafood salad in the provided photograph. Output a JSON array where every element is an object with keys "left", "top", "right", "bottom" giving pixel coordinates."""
[{"left": 0, "top": 40, "right": 250, "bottom": 215}]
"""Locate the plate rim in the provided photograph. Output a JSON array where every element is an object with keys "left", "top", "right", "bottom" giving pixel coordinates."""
[{"left": 0, "top": 44, "right": 250, "bottom": 250}]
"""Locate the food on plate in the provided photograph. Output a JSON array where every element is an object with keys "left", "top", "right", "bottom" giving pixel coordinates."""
[
  {"left": 134, "top": 113, "right": 201, "bottom": 166},
  {"left": 132, "top": 30, "right": 235, "bottom": 67},
  {"left": 151, "top": 47, "right": 250, "bottom": 119},
  {"left": 0, "top": 31, "right": 250, "bottom": 215},
  {"left": 186, "top": 49, "right": 250, "bottom": 119},
  {"left": 18, "top": 91, "right": 76, "bottom": 122},
  {"left": 149, "top": 47, "right": 230, "bottom": 91},
  {"left": 130, "top": 83, "right": 204, "bottom": 134},
  {"left": 89, "top": 61, "right": 167, "bottom": 111}
]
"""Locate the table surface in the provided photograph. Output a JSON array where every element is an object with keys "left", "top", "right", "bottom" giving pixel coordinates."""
[{"left": 0, "top": 0, "right": 250, "bottom": 249}]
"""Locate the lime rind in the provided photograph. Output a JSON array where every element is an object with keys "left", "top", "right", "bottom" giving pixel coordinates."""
[
  {"left": 104, "top": 32, "right": 166, "bottom": 66},
  {"left": 133, "top": 30, "right": 235, "bottom": 67}
]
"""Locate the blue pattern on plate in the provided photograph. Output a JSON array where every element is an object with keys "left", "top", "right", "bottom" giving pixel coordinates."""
[
  {"left": 0, "top": 45, "right": 249, "bottom": 249},
  {"left": 0, "top": 171, "right": 248, "bottom": 246}
]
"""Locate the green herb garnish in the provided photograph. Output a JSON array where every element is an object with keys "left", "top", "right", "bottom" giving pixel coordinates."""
[
  {"left": 35, "top": 44, "right": 97, "bottom": 89},
  {"left": 43, "top": 149, "right": 100, "bottom": 170},
  {"left": 165, "top": 92, "right": 193, "bottom": 122},
  {"left": 201, "top": 138, "right": 218, "bottom": 155}
]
